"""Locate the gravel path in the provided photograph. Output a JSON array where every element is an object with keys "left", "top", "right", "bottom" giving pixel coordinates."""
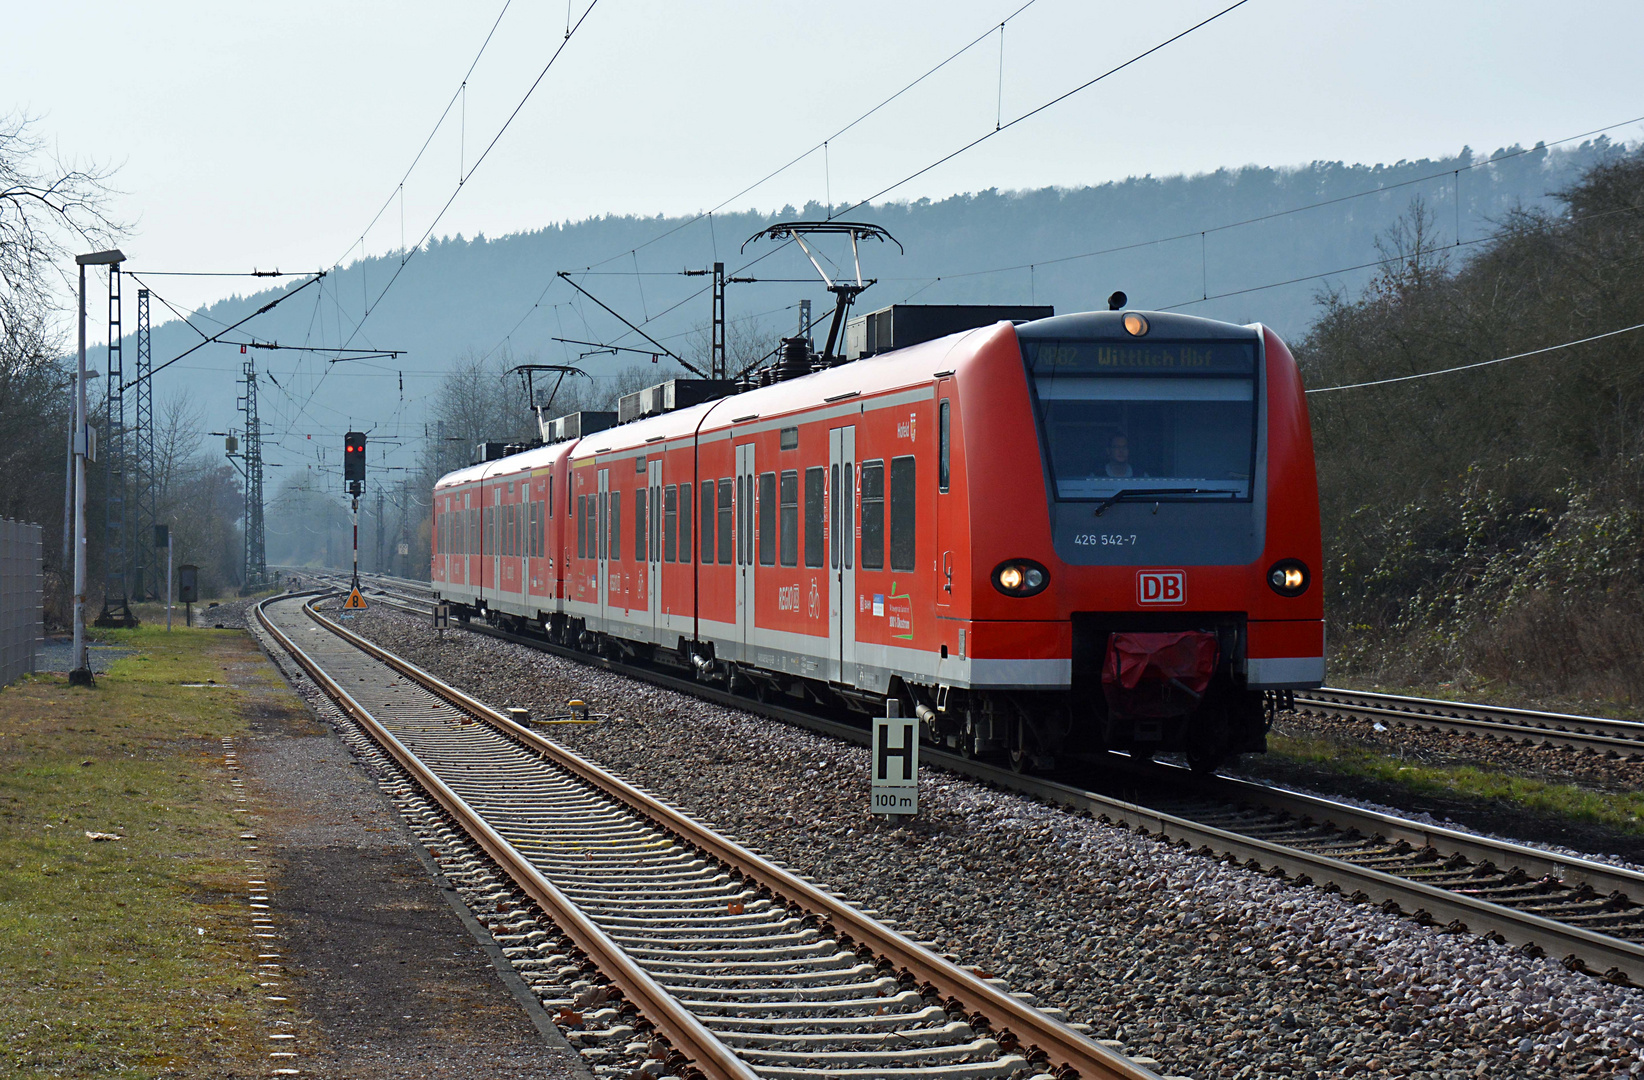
[{"left": 331, "top": 602, "right": 1644, "bottom": 1079}]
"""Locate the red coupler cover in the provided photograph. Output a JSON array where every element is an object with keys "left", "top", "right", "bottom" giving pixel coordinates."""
[{"left": 1102, "top": 631, "right": 1220, "bottom": 719}]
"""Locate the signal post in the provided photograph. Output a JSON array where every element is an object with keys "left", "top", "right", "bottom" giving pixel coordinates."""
[{"left": 344, "top": 432, "right": 366, "bottom": 602}]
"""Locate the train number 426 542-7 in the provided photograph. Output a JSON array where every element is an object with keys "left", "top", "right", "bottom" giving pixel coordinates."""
[{"left": 1074, "top": 533, "right": 1138, "bottom": 547}]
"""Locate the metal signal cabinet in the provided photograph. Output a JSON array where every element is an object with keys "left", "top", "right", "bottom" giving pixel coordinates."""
[{"left": 431, "top": 310, "right": 1325, "bottom": 768}]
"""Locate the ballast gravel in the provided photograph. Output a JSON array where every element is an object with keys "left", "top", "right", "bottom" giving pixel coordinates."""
[{"left": 335, "top": 603, "right": 1644, "bottom": 1079}]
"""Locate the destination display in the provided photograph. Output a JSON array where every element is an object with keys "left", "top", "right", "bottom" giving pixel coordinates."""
[{"left": 1025, "top": 339, "right": 1255, "bottom": 376}]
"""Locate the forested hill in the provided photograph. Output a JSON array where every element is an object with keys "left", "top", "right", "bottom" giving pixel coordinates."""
[{"left": 127, "top": 138, "right": 1629, "bottom": 451}]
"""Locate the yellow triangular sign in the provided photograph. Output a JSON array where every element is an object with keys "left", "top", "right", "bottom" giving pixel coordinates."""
[{"left": 343, "top": 587, "right": 368, "bottom": 609}]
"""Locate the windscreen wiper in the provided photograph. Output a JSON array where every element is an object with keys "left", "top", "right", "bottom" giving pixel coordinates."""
[{"left": 1092, "top": 488, "right": 1239, "bottom": 516}]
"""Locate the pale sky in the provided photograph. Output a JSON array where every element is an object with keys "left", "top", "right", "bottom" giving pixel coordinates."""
[{"left": 10, "top": 0, "right": 1644, "bottom": 322}]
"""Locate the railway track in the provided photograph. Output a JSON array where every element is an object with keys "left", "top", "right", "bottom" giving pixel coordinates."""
[
  {"left": 255, "top": 591, "right": 1161, "bottom": 1080},
  {"left": 1293, "top": 687, "right": 1644, "bottom": 758},
  {"left": 290, "top": 570, "right": 1644, "bottom": 989},
  {"left": 302, "top": 569, "right": 1644, "bottom": 758}
]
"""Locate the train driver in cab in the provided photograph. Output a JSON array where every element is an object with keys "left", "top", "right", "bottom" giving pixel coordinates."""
[{"left": 1102, "top": 432, "right": 1137, "bottom": 478}]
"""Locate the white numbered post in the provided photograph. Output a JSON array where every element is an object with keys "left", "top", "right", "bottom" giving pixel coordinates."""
[{"left": 870, "top": 701, "right": 919, "bottom": 816}]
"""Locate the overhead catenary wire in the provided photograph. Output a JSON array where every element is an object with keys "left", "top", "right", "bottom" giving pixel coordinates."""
[
  {"left": 121, "top": 273, "right": 326, "bottom": 391},
  {"left": 1305, "top": 322, "right": 1644, "bottom": 394},
  {"left": 825, "top": 0, "right": 1253, "bottom": 220},
  {"left": 588, "top": 1, "right": 1246, "bottom": 361},
  {"left": 886, "top": 112, "right": 1644, "bottom": 289},
  {"left": 339, "top": 0, "right": 601, "bottom": 343},
  {"left": 475, "top": 0, "right": 1046, "bottom": 363},
  {"left": 569, "top": 0, "right": 1043, "bottom": 276},
  {"left": 331, "top": 0, "right": 515, "bottom": 271},
  {"left": 283, "top": 1, "right": 602, "bottom": 453},
  {"left": 1158, "top": 199, "right": 1644, "bottom": 313}
]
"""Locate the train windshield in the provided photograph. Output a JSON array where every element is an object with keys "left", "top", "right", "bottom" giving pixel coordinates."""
[{"left": 1022, "top": 339, "right": 1257, "bottom": 502}]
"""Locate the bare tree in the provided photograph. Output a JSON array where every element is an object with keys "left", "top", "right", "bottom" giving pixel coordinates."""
[
  {"left": 0, "top": 114, "right": 123, "bottom": 614},
  {"left": 0, "top": 112, "right": 124, "bottom": 343},
  {"left": 153, "top": 391, "right": 206, "bottom": 503},
  {"left": 681, "top": 314, "right": 781, "bottom": 378}
]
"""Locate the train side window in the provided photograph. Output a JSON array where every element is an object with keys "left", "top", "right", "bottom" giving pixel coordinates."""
[
  {"left": 527, "top": 503, "right": 536, "bottom": 558},
  {"left": 664, "top": 485, "right": 678, "bottom": 563},
  {"left": 701, "top": 481, "right": 714, "bottom": 564},
  {"left": 719, "top": 478, "right": 734, "bottom": 565},
  {"left": 609, "top": 494, "right": 621, "bottom": 562},
  {"left": 759, "top": 471, "right": 777, "bottom": 566},
  {"left": 680, "top": 483, "right": 692, "bottom": 563},
  {"left": 845, "top": 464, "right": 853, "bottom": 570},
  {"left": 576, "top": 496, "right": 585, "bottom": 559},
  {"left": 829, "top": 464, "right": 839, "bottom": 570},
  {"left": 548, "top": 475, "right": 553, "bottom": 517},
  {"left": 779, "top": 470, "right": 799, "bottom": 568},
  {"left": 651, "top": 484, "right": 661, "bottom": 564},
  {"left": 805, "top": 467, "right": 825, "bottom": 568},
  {"left": 939, "top": 400, "right": 950, "bottom": 492},
  {"left": 634, "top": 488, "right": 647, "bottom": 563},
  {"left": 860, "top": 461, "right": 885, "bottom": 570},
  {"left": 735, "top": 476, "right": 745, "bottom": 566},
  {"left": 891, "top": 456, "right": 916, "bottom": 571},
  {"left": 598, "top": 493, "right": 607, "bottom": 561}
]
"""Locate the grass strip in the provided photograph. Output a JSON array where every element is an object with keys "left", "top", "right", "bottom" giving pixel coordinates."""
[
  {"left": 1268, "top": 731, "right": 1644, "bottom": 836},
  {"left": 0, "top": 626, "right": 275, "bottom": 1077}
]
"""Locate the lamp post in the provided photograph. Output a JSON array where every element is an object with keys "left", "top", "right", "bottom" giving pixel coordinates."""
[{"left": 69, "top": 248, "right": 124, "bottom": 688}]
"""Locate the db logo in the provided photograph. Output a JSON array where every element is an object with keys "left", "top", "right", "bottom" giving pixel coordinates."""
[{"left": 1137, "top": 570, "right": 1186, "bottom": 606}]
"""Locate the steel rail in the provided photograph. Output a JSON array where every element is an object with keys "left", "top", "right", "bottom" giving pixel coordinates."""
[
  {"left": 1188, "top": 772, "right": 1644, "bottom": 902},
  {"left": 254, "top": 595, "right": 764, "bottom": 1080},
  {"left": 331, "top": 586, "right": 1644, "bottom": 987},
  {"left": 275, "top": 591, "right": 1160, "bottom": 1080},
  {"left": 1296, "top": 688, "right": 1644, "bottom": 756}
]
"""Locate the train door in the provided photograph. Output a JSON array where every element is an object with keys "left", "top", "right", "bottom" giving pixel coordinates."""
[
  {"left": 830, "top": 425, "right": 857, "bottom": 684},
  {"left": 518, "top": 487, "right": 530, "bottom": 602},
  {"left": 488, "top": 483, "right": 500, "bottom": 607},
  {"left": 648, "top": 457, "right": 662, "bottom": 641},
  {"left": 597, "top": 467, "right": 609, "bottom": 630},
  {"left": 935, "top": 382, "right": 955, "bottom": 612},
  {"left": 735, "top": 441, "right": 755, "bottom": 660}
]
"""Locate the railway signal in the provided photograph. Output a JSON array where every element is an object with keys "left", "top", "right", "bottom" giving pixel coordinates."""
[{"left": 344, "top": 432, "right": 366, "bottom": 591}]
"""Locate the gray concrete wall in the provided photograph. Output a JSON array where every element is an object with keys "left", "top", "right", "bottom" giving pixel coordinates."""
[{"left": 0, "top": 518, "right": 42, "bottom": 687}]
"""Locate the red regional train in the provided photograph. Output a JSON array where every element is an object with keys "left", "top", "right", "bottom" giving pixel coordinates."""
[{"left": 430, "top": 306, "right": 1324, "bottom": 772}]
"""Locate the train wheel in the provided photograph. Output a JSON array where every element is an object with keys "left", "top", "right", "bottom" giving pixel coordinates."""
[
  {"left": 1185, "top": 744, "right": 1223, "bottom": 776},
  {"left": 1007, "top": 717, "right": 1031, "bottom": 774}
]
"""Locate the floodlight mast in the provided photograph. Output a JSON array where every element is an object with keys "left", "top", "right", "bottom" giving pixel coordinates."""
[{"left": 741, "top": 222, "right": 901, "bottom": 363}]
